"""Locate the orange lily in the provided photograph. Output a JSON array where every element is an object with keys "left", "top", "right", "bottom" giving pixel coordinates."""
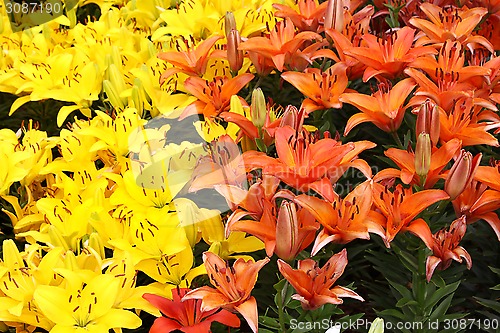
[
  {"left": 452, "top": 179, "right": 500, "bottom": 241},
  {"left": 159, "top": 35, "right": 223, "bottom": 82},
  {"left": 409, "top": 40, "right": 490, "bottom": 88},
  {"left": 273, "top": 0, "right": 328, "bottom": 32},
  {"left": 370, "top": 183, "right": 450, "bottom": 248},
  {"left": 277, "top": 249, "right": 364, "bottom": 310},
  {"left": 143, "top": 288, "right": 240, "bottom": 333},
  {"left": 243, "top": 126, "right": 355, "bottom": 197},
  {"left": 183, "top": 252, "right": 269, "bottom": 333},
  {"left": 345, "top": 26, "right": 436, "bottom": 82},
  {"left": 281, "top": 62, "right": 350, "bottom": 113},
  {"left": 439, "top": 98, "right": 500, "bottom": 147},
  {"left": 475, "top": 13, "right": 500, "bottom": 51},
  {"left": 238, "top": 18, "right": 321, "bottom": 72},
  {"left": 228, "top": 198, "right": 319, "bottom": 260},
  {"left": 179, "top": 74, "right": 254, "bottom": 120},
  {"left": 325, "top": 6, "right": 374, "bottom": 79},
  {"left": 374, "top": 138, "right": 462, "bottom": 188},
  {"left": 294, "top": 180, "right": 377, "bottom": 255},
  {"left": 425, "top": 216, "right": 472, "bottom": 282},
  {"left": 340, "top": 78, "right": 416, "bottom": 135},
  {"left": 409, "top": 3, "right": 493, "bottom": 51},
  {"left": 189, "top": 135, "right": 247, "bottom": 192}
]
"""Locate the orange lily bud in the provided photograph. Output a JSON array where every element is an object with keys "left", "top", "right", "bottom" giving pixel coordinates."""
[
  {"left": 275, "top": 201, "right": 299, "bottom": 261},
  {"left": 251, "top": 88, "right": 266, "bottom": 129},
  {"left": 324, "top": 0, "right": 344, "bottom": 32},
  {"left": 224, "top": 11, "right": 236, "bottom": 37},
  {"left": 415, "top": 133, "right": 431, "bottom": 179},
  {"left": 445, "top": 151, "right": 482, "bottom": 200},
  {"left": 416, "top": 99, "right": 440, "bottom": 146},
  {"left": 227, "top": 29, "right": 243, "bottom": 73}
]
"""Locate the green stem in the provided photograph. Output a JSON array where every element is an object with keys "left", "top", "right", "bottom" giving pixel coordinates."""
[
  {"left": 277, "top": 282, "right": 288, "bottom": 333},
  {"left": 391, "top": 131, "right": 404, "bottom": 149}
]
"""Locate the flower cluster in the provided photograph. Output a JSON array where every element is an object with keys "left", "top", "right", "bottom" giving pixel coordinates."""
[{"left": 1, "top": 0, "right": 500, "bottom": 332}]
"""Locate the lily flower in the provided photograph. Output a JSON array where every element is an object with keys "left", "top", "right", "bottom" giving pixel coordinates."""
[
  {"left": 340, "top": 78, "right": 416, "bottom": 135},
  {"left": 452, "top": 179, "right": 500, "bottom": 241},
  {"left": 183, "top": 252, "right": 269, "bottom": 333},
  {"left": 425, "top": 216, "right": 472, "bottom": 282},
  {"left": 370, "top": 183, "right": 450, "bottom": 248},
  {"left": 281, "top": 62, "right": 350, "bottom": 113},
  {"left": 243, "top": 126, "right": 355, "bottom": 197},
  {"left": 158, "top": 35, "right": 223, "bottom": 81},
  {"left": 33, "top": 274, "right": 142, "bottom": 333},
  {"left": 179, "top": 74, "right": 254, "bottom": 120},
  {"left": 295, "top": 181, "right": 377, "bottom": 255},
  {"left": 143, "top": 288, "right": 240, "bottom": 333},
  {"left": 273, "top": 0, "right": 328, "bottom": 32},
  {"left": 277, "top": 249, "right": 364, "bottom": 310},
  {"left": 345, "top": 27, "right": 436, "bottom": 82},
  {"left": 409, "top": 3, "right": 493, "bottom": 51},
  {"left": 238, "top": 18, "right": 321, "bottom": 72},
  {"left": 439, "top": 97, "right": 500, "bottom": 147},
  {"left": 373, "top": 138, "right": 462, "bottom": 188}
]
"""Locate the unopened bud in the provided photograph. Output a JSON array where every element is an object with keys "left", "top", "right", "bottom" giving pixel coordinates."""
[
  {"left": 227, "top": 29, "right": 243, "bottom": 73},
  {"left": 324, "top": 0, "right": 345, "bottom": 32},
  {"left": 415, "top": 133, "right": 431, "bottom": 179},
  {"left": 251, "top": 88, "right": 266, "bottom": 129},
  {"left": 224, "top": 11, "right": 236, "bottom": 37},
  {"left": 416, "top": 99, "right": 440, "bottom": 146},
  {"left": 445, "top": 150, "right": 482, "bottom": 200}
]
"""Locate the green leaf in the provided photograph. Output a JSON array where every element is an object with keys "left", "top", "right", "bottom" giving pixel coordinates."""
[
  {"left": 378, "top": 309, "right": 406, "bottom": 320},
  {"left": 474, "top": 297, "right": 500, "bottom": 314},
  {"left": 424, "top": 281, "right": 460, "bottom": 312},
  {"left": 259, "top": 316, "right": 281, "bottom": 329},
  {"left": 429, "top": 294, "right": 454, "bottom": 322}
]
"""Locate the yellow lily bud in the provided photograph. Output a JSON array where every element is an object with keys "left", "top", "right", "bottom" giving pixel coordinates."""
[
  {"left": 106, "top": 63, "right": 126, "bottom": 93},
  {"left": 2, "top": 239, "right": 24, "bottom": 269},
  {"left": 48, "top": 225, "right": 70, "bottom": 251},
  {"left": 103, "top": 80, "right": 125, "bottom": 110},
  {"left": 251, "top": 88, "right": 266, "bottom": 129},
  {"left": 415, "top": 133, "right": 431, "bottom": 180},
  {"left": 88, "top": 232, "right": 105, "bottom": 260}
]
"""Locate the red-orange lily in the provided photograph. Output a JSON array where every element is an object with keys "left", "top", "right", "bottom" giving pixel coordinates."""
[
  {"left": 345, "top": 26, "right": 436, "bottom": 82},
  {"left": 183, "top": 252, "right": 269, "bottom": 333},
  {"left": 439, "top": 97, "right": 500, "bottom": 147},
  {"left": 373, "top": 138, "right": 462, "bottom": 188},
  {"left": 409, "top": 3, "right": 493, "bottom": 51},
  {"left": 243, "top": 126, "right": 355, "bottom": 197},
  {"left": 179, "top": 74, "right": 254, "bottom": 120},
  {"left": 277, "top": 249, "right": 364, "bottom": 310},
  {"left": 228, "top": 198, "right": 319, "bottom": 260},
  {"left": 409, "top": 40, "right": 490, "bottom": 88},
  {"left": 452, "top": 180, "right": 500, "bottom": 241},
  {"left": 159, "top": 35, "right": 223, "bottom": 82},
  {"left": 143, "top": 288, "right": 240, "bottom": 333},
  {"left": 425, "top": 216, "right": 472, "bottom": 282},
  {"left": 340, "top": 78, "right": 416, "bottom": 135},
  {"left": 189, "top": 135, "right": 246, "bottom": 192},
  {"left": 273, "top": 0, "right": 328, "bottom": 32},
  {"left": 370, "top": 183, "right": 450, "bottom": 248},
  {"left": 294, "top": 180, "right": 378, "bottom": 255},
  {"left": 281, "top": 62, "right": 350, "bottom": 113},
  {"left": 238, "top": 18, "right": 320, "bottom": 72}
]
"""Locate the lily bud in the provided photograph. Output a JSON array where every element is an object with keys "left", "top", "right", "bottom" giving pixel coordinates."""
[
  {"left": 275, "top": 201, "right": 300, "bottom": 261},
  {"left": 251, "top": 88, "right": 266, "bottom": 129},
  {"left": 227, "top": 29, "right": 243, "bottom": 73},
  {"left": 48, "top": 225, "right": 70, "bottom": 251},
  {"left": 415, "top": 133, "right": 431, "bottom": 179},
  {"left": 324, "top": 0, "right": 345, "bottom": 32},
  {"left": 416, "top": 99, "right": 440, "bottom": 146},
  {"left": 103, "top": 80, "right": 125, "bottom": 110},
  {"left": 224, "top": 11, "right": 237, "bottom": 37},
  {"left": 445, "top": 150, "right": 482, "bottom": 200}
]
